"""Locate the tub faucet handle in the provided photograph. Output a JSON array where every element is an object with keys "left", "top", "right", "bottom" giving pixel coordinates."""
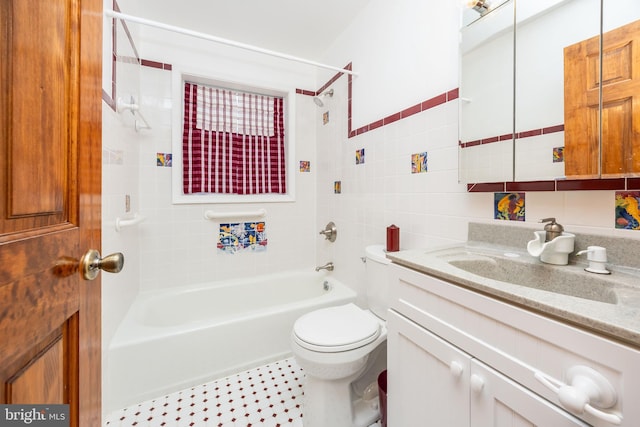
[{"left": 319, "top": 222, "right": 337, "bottom": 242}]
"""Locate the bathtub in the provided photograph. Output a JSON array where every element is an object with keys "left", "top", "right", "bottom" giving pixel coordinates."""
[{"left": 105, "top": 270, "right": 356, "bottom": 412}]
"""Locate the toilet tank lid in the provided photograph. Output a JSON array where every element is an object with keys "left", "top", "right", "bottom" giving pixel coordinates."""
[{"left": 366, "top": 245, "right": 391, "bottom": 265}]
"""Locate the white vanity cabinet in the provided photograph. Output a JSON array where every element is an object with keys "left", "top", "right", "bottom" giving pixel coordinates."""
[
  {"left": 387, "top": 310, "right": 471, "bottom": 426},
  {"left": 387, "top": 263, "right": 639, "bottom": 427}
]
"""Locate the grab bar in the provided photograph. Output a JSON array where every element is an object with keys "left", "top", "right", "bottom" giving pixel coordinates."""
[{"left": 204, "top": 208, "right": 267, "bottom": 221}]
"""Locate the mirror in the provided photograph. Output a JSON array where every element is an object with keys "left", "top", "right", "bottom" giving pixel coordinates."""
[
  {"left": 459, "top": 0, "right": 515, "bottom": 184},
  {"left": 460, "top": 0, "right": 640, "bottom": 184}
]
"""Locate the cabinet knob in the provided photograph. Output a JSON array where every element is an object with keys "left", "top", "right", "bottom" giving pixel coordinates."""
[
  {"left": 450, "top": 361, "right": 464, "bottom": 379},
  {"left": 470, "top": 374, "right": 485, "bottom": 393}
]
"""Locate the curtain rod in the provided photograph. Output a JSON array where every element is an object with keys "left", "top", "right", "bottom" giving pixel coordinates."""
[{"left": 106, "top": 10, "right": 358, "bottom": 77}]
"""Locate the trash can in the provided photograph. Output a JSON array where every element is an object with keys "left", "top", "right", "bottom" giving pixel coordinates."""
[{"left": 378, "top": 370, "right": 388, "bottom": 427}]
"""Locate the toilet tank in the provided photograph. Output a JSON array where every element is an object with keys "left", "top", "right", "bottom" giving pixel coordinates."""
[{"left": 365, "top": 244, "right": 391, "bottom": 320}]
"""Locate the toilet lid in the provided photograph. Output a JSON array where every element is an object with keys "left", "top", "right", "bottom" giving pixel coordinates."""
[{"left": 293, "top": 303, "right": 381, "bottom": 352}]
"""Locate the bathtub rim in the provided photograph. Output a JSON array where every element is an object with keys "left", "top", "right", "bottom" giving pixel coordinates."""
[{"left": 108, "top": 270, "right": 356, "bottom": 348}]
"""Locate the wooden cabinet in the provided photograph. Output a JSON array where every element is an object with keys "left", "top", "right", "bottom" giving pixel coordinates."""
[
  {"left": 387, "top": 263, "right": 639, "bottom": 426},
  {"left": 564, "top": 19, "right": 640, "bottom": 178}
]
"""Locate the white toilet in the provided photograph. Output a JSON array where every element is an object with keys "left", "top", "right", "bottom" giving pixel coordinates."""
[{"left": 291, "top": 245, "right": 390, "bottom": 427}]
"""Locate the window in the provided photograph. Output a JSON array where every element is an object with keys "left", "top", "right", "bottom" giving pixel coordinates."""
[{"left": 182, "top": 82, "right": 287, "bottom": 195}]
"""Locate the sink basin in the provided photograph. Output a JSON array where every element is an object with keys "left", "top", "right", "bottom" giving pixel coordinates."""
[{"left": 431, "top": 248, "right": 632, "bottom": 305}]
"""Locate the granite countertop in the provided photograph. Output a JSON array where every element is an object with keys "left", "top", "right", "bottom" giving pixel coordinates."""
[{"left": 386, "top": 241, "right": 640, "bottom": 349}]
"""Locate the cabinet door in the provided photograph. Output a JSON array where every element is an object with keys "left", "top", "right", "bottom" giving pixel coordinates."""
[
  {"left": 387, "top": 310, "right": 471, "bottom": 427},
  {"left": 470, "top": 359, "right": 589, "bottom": 427}
]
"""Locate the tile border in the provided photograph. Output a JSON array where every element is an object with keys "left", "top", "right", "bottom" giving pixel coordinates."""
[{"left": 468, "top": 178, "right": 640, "bottom": 192}]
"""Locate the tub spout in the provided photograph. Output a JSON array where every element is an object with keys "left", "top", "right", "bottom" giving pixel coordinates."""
[{"left": 315, "top": 262, "right": 334, "bottom": 272}]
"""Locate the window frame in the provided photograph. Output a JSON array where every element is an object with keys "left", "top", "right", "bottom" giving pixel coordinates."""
[{"left": 171, "top": 68, "right": 296, "bottom": 204}]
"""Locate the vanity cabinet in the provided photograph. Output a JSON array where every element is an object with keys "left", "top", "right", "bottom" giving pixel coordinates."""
[{"left": 387, "top": 263, "right": 640, "bottom": 427}]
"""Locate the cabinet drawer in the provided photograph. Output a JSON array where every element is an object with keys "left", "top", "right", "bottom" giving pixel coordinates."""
[{"left": 389, "top": 263, "right": 639, "bottom": 426}]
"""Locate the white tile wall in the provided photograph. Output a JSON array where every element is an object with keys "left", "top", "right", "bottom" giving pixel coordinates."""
[{"left": 315, "top": 0, "right": 640, "bottom": 300}]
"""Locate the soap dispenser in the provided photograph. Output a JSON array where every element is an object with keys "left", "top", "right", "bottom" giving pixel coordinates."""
[{"left": 541, "top": 217, "right": 563, "bottom": 242}]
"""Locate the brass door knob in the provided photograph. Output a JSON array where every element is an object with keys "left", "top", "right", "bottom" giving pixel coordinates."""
[{"left": 80, "top": 249, "right": 124, "bottom": 280}]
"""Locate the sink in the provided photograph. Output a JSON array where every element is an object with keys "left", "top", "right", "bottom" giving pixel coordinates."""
[{"left": 433, "top": 248, "right": 627, "bottom": 305}]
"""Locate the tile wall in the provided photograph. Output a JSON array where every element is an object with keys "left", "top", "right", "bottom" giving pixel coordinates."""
[{"left": 312, "top": 0, "right": 640, "bottom": 300}]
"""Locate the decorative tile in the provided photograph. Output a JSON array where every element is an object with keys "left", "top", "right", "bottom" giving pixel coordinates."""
[
  {"left": 615, "top": 191, "right": 640, "bottom": 230},
  {"left": 494, "top": 192, "right": 525, "bottom": 221},
  {"left": 157, "top": 153, "right": 172, "bottom": 167},
  {"left": 553, "top": 147, "right": 564, "bottom": 163},
  {"left": 356, "top": 148, "right": 365, "bottom": 165},
  {"left": 334, "top": 181, "right": 342, "bottom": 194},
  {"left": 411, "top": 152, "right": 428, "bottom": 174},
  {"left": 299, "top": 161, "right": 310, "bottom": 172},
  {"left": 322, "top": 111, "right": 329, "bottom": 125},
  {"left": 218, "top": 222, "right": 267, "bottom": 254}
]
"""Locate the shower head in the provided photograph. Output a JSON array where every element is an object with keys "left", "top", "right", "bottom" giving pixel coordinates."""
[{"left": 313, "top": 89, "right": 334, "bottom": 107}]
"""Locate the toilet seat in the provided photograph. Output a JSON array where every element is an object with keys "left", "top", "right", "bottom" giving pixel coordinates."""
[{"left": 293, "top": 303, "right": 381, "bottom": 353}]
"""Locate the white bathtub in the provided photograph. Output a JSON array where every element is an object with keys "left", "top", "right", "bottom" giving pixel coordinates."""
[{"left": 105, "top": 270, "right": 356, "bottom": 412}]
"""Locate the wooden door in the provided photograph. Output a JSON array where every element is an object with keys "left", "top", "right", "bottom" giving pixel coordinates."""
[
  {"left": 564, "top": 19, "right": 640, "bottom": 178},
  {"left": 0, "top": 0, "right": 103, "bottom": 426}
]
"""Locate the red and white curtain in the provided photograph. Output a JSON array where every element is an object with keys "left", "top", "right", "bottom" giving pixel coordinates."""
[{"left": 182, "top": 82, "right": 286, "bottom": 194}]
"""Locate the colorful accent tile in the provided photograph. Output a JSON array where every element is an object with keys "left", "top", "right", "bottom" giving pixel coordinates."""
[
  {"left": 615, "top": 191, "right": 640, "bottom": 230},
  {"left": 356, "top": 148, "right": 365, "bottom": 165},
  {"left": 218, "top": 222, "right": 267, "bottom": 254},
  {"left": 334, "top": 181, "right": 342, "bottom": 194},
  {"left": 411, "top": 152, "right": 428, "bottom": 173},
  {"left": 299, "top": 161, "right": 310, "bottom": 172},
  {"left": 157, "top": 152, "right": 172, "bottom": 167},
  {"left": 494, "top": 192, "right": 525, "bottom": 221},
  {"left": 323, "top": 111, "right": 329, "bottom": 125},
  {"left": 553, "top": 147, "right": 564, "bottom": 163}
]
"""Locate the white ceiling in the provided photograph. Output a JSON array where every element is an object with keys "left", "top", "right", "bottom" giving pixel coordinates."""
[{"left": 117, "top": 0, "right": 373, "bottom": 60}]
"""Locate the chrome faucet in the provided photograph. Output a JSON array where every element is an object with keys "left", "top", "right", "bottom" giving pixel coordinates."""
[{"left": 315, "top": 262, "right": 334, "bottom": 272}]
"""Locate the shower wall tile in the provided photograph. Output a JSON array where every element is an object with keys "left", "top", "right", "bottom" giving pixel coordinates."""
[{"left": 135, "top": 66, "right": 318, "bottom": 292}]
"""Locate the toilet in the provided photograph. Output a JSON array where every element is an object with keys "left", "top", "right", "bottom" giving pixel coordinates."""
[{"left": 291, "top": 245, "right": 390, "bottom": 427}]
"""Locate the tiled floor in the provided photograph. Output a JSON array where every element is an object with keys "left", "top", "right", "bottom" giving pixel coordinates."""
[
  {"left": 105, "top": 358, "right": 305, "bottom": 427},
  {"left": 105, "top": 357, "right": 382, "bottom": 427}
]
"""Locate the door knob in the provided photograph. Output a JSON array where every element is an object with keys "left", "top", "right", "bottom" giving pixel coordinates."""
[{"left": 80, "top": 249, "right": 124, "bottom": 280}]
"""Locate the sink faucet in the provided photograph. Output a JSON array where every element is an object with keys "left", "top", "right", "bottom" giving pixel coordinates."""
[
  {"left": 526, "top": 218, "right": 575, "bottom": 265},
  {"left": 541, "top": 218, "right": 564, "bottom": 242},
  {"left": 315, "top": 262, "right": 334, "bottom": 272}
]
